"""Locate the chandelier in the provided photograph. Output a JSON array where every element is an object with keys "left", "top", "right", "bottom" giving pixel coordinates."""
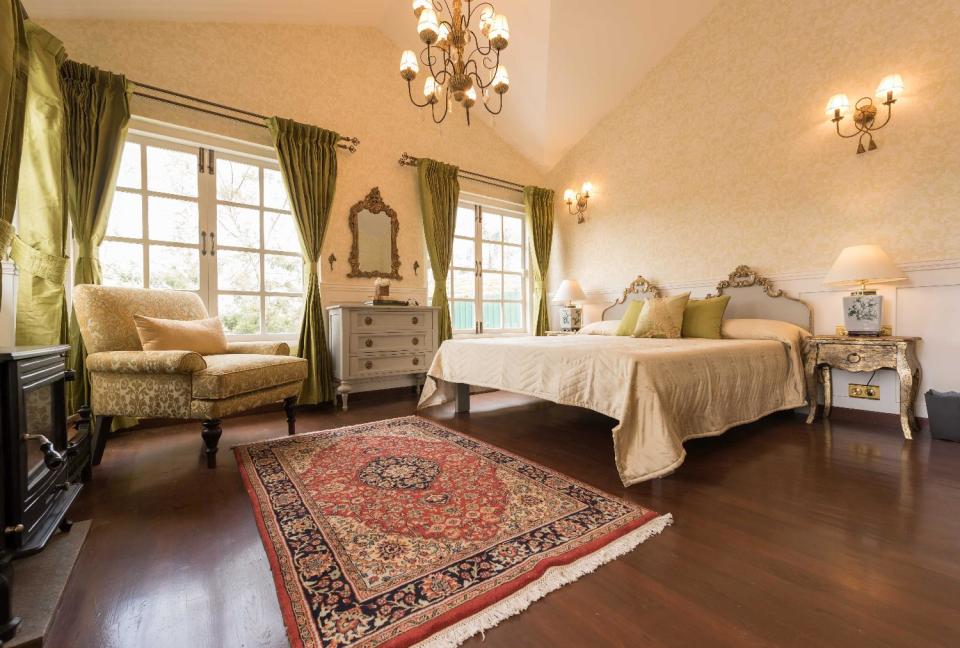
[{"left": 399, "top": 0, "right": 511, "bottom": 125}]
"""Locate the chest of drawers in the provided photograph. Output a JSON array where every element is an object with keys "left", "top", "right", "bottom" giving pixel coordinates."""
[{"left": 327, "top": 304, "right": 439, "bottom": 410}]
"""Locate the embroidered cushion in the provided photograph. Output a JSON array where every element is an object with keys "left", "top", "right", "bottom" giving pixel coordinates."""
[{"left": 632, "top": 293, "right": 690, "bottom": 339}]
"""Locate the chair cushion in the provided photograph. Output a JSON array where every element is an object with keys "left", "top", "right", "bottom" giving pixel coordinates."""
[
  {"left": 135, "top": 315, "right": 228, "bottom": 355},
  {"left": 192, "top": 354, "right": 307, "bottom": 400}
]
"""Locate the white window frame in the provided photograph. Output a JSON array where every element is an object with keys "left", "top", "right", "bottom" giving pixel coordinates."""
[{"left": 100, "top": 118, "right": 303, "bottom": 341}]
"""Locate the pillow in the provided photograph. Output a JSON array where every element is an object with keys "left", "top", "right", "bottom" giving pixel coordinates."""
[
  {"left": 614, "top": 301, "right": 645, "bottom": 336},
  {"left": 632, "top": 293, "right": 690, "bottom": 338},
  {"left": 134, "top": 315, "right": 228, "bottom": 355},
  {"left": 681, "top": 295, "right": 731, "bottom": 339},
  {"left": 577, "top": 320, "right": 620, "bottom": 336}
]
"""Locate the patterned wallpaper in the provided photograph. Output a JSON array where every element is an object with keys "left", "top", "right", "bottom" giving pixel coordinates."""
[
  {"left": 40, "top": 19, "right": 543, "bottom": 292},
  {"left": 547, "top": 0, "right": 960, "bottom": 293}
]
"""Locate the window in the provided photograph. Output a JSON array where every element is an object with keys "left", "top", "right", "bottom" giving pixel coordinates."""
[
  {"left": 429, "top": 198, "right": 527, "bottom": 334},
  {"left": 102, "top": 133, "right": 303, "bottom": 338}
]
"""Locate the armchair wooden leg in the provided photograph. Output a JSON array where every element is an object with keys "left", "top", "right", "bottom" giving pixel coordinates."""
[
  {"left": 92, "top": 415, "right": 114, "bottom": 466},
  {"left": 201, "top": 419, "right": 222, "bottom": 469},
  {"left": 76, "top": 405, "right": 93, "bottom": 481},
  {"left": 283, "top": 397, "right": 297, "bottom": 436}
]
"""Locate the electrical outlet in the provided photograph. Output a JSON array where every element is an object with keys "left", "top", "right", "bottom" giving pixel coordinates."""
[{"left": 849, "top": 384, "right": 880, "bottom": 400}]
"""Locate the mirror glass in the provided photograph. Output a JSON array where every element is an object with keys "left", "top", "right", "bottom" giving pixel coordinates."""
[{"left": 357, "top": 210, "right": 392, "bottom": 274}]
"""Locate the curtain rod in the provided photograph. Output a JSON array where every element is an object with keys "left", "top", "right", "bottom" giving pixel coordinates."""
[
  {"left": 130, "top": 81, "right": 361, "bottom": 152},
  {"left": 398, "top": 152, "right": 525, "bottom": 193}
]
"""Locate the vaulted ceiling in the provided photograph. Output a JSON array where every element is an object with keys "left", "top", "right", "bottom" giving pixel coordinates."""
[{"left": 24, "top": 0, "right": 720, "bottom": 171}]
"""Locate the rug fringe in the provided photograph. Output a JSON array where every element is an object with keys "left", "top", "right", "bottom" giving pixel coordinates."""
[{"left": 414, "top": 513, "right": 673, "bottom": 648}]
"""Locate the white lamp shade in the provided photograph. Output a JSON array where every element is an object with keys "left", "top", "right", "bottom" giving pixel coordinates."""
[
  {"left": 552, "top": 279, "right": 587, "bottom": 304},
  {"left": 824, "top": 245, "right": 905, "bottom": 287}
]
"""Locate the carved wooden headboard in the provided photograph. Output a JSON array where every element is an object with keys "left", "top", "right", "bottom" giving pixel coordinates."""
[
  {"left": 707, "top": 265, "right": 813, "bottom": 332},
  {"left": 601, "top": 276, "right": 662, "bottom": 320}
]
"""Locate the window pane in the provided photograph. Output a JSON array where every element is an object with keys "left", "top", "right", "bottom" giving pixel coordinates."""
[
  {"left": 116, "top": 142, "right": 141, "bottom": 189},
  {"left": 100, "top": 241, "right": 143, "bottom": 287},
  {"left": 149, "top": 245, "right": 199, "bottom": 290},
  {"left": 452, "top": 269, "right": 475, "bottom": 299},
  {"left": 503, "top": 302, "right": 522, "bottom": 329},
  {"left": 481, "top": 213, "right": 502, "bottom": 241},
  {"left": 148, "top": 197, "right": 198, "bottom": 244},
  {"left": 455, "top": 207, "right": 474, "bottom": 237},
  {"left": 216, "top": 158, "right": 260, "bottom": 206},
  {"left": 482, "top": 243, "right": 502, "bottom": 270},
  {"left": 502, "top": 216, "right": 522, "bottom": 244},
  {"left": 483, "top": 302, "right": 502, "bottom": 329},
  {"left": 264, "top": 211, "right": 300, "bottom": 253},
  {"left": 452, "top": 238, "right": 474, "bottom": 268},
  {"left": 106, "top": 191, "right": 142, "bottom": 238},
  {"left": 482, "top": 272, "right": 502, "bottom": 299},
  {"left": 503, "top": 245, "right": 522, "bottom": 272},
  {"left": 265, "top": 254, "right": 303, "bottom": 292},
  {"left": 218, "top": 250, "right": 260, "bottom": 291},
  {"left": 452, "top": 301, "right": 475, "bottom": 330},
  {"left": 263, "top": 168, "right": 290, "bottom": 211},
  {"left": 265, "top": 296, "right": 303, "bottom": 334},
  {"left": 503, "top": 274, "right": 522, "bottom": 300},
  {"left": 146, "top": 146, "right": 198, "bottom": 197},
  {"left": 219, "top": 295, "right": 260, "bottom": 335},
  {"left": 217, "top": 205, "right": 260, "bottom": 248}
]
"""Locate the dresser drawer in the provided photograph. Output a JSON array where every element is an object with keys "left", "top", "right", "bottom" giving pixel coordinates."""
[
  {"left": 817, "top": 344, "right": 896, "bottom": 371},
  {"left": 351, "top": 332, "right": 431, "bottom": 354},
  {"left": 351, "top": 310, "right": 429, "bottom": 332},
  {"left": 349, "top": 353, "right": 428, "bottom": 377}
]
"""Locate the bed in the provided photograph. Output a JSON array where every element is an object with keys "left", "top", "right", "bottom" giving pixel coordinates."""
[{"left": 417, "top": 266, "right": 813, "bottom": 486}]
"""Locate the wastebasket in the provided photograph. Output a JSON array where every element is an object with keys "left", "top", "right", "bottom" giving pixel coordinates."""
[{"left": 925, "top": 390, "right": 960, "bottom": 442}]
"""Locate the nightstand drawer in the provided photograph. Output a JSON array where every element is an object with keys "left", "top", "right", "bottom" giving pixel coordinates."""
[
  {"left": 351, "top": 311, "right": 430, "bottom": 332},
  {"left": 817, "top": 344, "right": 896, "bottom": 371},
  {"left": 350, "top": 333, "right": 431, "bottom": 354},
  {"left": 349, "top": 353, "right": 427, "bottom": 377}
]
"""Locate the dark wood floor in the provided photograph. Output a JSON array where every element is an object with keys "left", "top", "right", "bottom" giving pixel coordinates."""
[{"left": 47, "top": 390, "right": 960, "bottom": 648}]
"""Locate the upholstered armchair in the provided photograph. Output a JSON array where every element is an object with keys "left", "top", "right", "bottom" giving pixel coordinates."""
[{"left": 72, "top": 285, "right": 308, "bottom": 468}]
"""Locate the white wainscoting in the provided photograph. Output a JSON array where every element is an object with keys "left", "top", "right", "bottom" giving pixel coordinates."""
[
  {"left": 565, "top": 259, "right": 960, "bottom": 418},
  {"left": 0, "top": 262, "right": 16, "bottom": 347}
]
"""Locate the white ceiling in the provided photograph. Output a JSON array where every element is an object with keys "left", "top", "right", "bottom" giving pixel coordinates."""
[{"left": 24, "top": 0, "right": 719, "bottom": 171}]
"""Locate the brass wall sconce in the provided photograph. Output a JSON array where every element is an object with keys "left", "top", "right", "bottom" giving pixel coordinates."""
[
  {"left": 826, "top": 74, "right": 903, "bottom": 154},
  {"left": 563, "top": 182, "right": 592, "bottom": 224}
]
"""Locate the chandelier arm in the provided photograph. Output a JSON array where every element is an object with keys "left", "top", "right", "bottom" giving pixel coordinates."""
[
  {"left": 468, "top": 1, "right": 496, "bottom": 25},
  {"left": 481, "top": 90, "right": 504, "bottom": 115},
  {"left": 431, "top": 88, "right": 451, "bottom": 124},
  {"left": 466, "top": 28, "right": 494, "bottom": 59},
  {"left": 432, "top": 0, "right": 445, "bottom": 13},
  {"left": 406, "top": 81, "right": 434, "bottom": 108}
]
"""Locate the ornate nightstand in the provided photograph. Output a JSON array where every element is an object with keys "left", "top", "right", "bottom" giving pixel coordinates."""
[
  {"left": 545, "top": 330, "right": 578, "bottom": 336},
  {"left": 804, "top": 336, "right": 921, "bottom": 439}
]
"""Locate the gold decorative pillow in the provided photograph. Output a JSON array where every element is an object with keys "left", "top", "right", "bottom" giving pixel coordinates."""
[
  {"left": 134, "top": 315, "right": 228, "bottom": 355},
  {"left": 632, "top": 293, "right": 690, "bottom": 339}
]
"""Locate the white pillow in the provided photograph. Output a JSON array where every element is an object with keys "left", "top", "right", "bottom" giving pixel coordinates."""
[{"left": 577, "top": 320, "right": 620, "bottom": 336}]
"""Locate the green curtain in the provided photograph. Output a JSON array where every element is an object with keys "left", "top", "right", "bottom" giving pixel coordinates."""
[
  {"left": 0, "top": 0, "right": 28, "bottom": 286},
  {"left": 417, "top": 158, "right": 459, "bottom": 342},
  {"left": 523, "top": 185, "right": 555, "bottom": 336},
  {"left": 12, "top": 21, "right": 68, "bottom": 347},
  {"left": 60, "top": 60, "right": 131, "bottom": 414},
  {"left": 267, "top": 116, "right": 338, "bottom": 405}
]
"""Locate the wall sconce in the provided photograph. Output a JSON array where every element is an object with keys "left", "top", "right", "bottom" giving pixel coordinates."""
[
  {"left": 563, "top": 182, "right": 592, "bottom": 223},
  {"left": 826, "top": 74, "right": 903, "bottom": 154}
]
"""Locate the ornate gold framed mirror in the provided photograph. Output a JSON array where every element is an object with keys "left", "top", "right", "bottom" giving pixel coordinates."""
[{"left": 347, "top": 187, "right": 402, "bottom": 280}]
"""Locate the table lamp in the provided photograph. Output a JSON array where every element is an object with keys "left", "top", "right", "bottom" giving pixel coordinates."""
[
  {"left": 824, "top": 245, "right": 905, "bottom": 336},
  {"left": 552, "top": 279, "right": 587, "bottom": 331}
]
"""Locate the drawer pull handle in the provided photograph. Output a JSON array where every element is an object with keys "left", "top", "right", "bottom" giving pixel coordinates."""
[
  {"left": 412, "top": 337, "right": 419, "bottom": 345},
  {"left": 847, "top": 352, "right": 861, "bottom": 363},
  {"left": 412, "top": 358, "right": 420, "bottom": 366},
  {"left": 412, "top": 316, "right": 419, "bottom": 325},
  {"left": 364, "top": 316, "right": 373, "bottom": 325},
  {"left": 364, "top": 339, "right": 373, "bottom": 348},
  {"left": 365, "top": 360, "right": 373, "bottom": 370}
]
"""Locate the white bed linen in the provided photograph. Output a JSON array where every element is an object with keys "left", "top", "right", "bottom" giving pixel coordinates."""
[{"left": 417, "top": 320, "right": 809, "bottom": 486}]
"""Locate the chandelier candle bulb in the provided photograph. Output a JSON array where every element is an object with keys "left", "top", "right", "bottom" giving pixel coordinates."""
[
  {"left": 463, "top": 86, "right": 477, "bottom": 109},
  {"left": 479, "top": 7, "right": 494, "bottom": 36},
  {"left": 423, "top": 76, "right": 439, "bottom": 103},
  {"left": 417, "top": 8, "right": 439, "bottom": 44},
  {"left": 400, "top": 50, "right": 419, "bottom": 81},
  {"left": 411, "top": 0, "right": 432, "bottom": 18},
  {"left": 492, "top": 66, "right": 510, "bottom": 94},
  {"left": 489, "top": 14, "right": 510, "bottom": 50},
  {"left": 436, "top": 23, "right": 450, "bottom": 47}
]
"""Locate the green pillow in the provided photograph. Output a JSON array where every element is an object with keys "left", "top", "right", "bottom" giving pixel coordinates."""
[
  {"left": 681, "top": 295, "right": 731, "bottom": 339},
  {"left": 615, "top": 301, "right": 645, "bottom": 336}
]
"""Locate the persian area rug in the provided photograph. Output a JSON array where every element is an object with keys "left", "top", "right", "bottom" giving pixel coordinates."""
[{"left": 235, "top": 416, "right": 671, "bottom": 648}]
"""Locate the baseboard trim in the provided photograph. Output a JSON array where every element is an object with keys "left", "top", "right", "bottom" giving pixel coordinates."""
[{"left": 826, "top": 406, "right": 928, "bottom": 430}]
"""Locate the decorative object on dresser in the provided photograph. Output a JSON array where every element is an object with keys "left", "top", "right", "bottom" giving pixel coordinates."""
[
  {"left": 826, "top": 73, "right": 904, "bottom": 153},
  {"left": 824, "top": 245, "right": 905, "bottom": 336},
  {"left": 553, "top": 279, "right": 587, "bottom": 331},
  {"left": 327, "top": 304, "right": 439, "bottom": 410},
  {"left": 804, "top": 336, "right": 921, "bottom": 439},
  {"left": 0, "top": 345, "right": 83, "bottom": 558},
  {"left": 347, "top": 187, "right": 402, "bottom": 280},
  {"left": 562, "top": 182, "right": 592, "bottom": 223}
]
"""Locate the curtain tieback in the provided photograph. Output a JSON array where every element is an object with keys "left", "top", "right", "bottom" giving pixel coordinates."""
[
  {"left": 10, "top": 235, "right": 68, "bottom": 284},
  {"left": 0, "top": 221, "right": 14, "bottom": 260},
  {"left": 307, "top": 260, "right": 319, "bottom": 274},
  {"left": 76, "top": 240, "right": 99, "bottom": 261}
]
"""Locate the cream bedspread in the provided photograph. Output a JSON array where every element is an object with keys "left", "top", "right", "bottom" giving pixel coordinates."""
[{"left": 417, "top": 319, "right": 809, "bottom": 486}]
